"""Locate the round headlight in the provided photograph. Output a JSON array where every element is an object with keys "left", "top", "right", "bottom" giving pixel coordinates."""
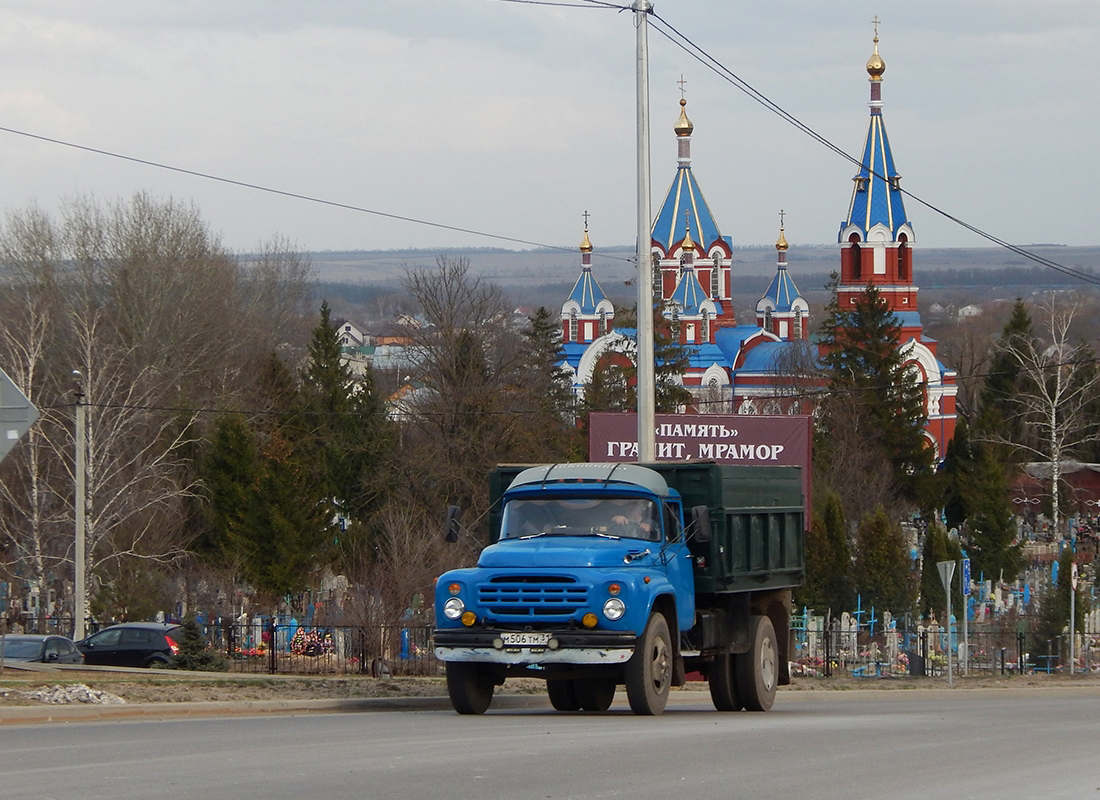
[
  {"left": 443, "top": 597, "right": 465, "bottom": 620},
  {"left": 603, "top": 597, "right": 626, "bottom": 621}
]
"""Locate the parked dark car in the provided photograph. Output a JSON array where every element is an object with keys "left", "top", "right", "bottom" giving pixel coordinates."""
[
  {"left": 75, "top": 622, "right": 181, "bottom": 668},
  {"left": 0, "top": 634, "right": 85, "bottom": 665}
]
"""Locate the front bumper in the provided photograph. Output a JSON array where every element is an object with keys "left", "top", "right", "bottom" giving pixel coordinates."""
[{"left": 433, "top": 628, "right": 637, "bottom": 665}]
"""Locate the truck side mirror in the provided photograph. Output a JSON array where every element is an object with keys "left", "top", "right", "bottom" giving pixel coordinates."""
[
  {"left": 690, "top": 505, "right": 712, "bottom": 543},
  {"left": 442, "top": 505, "right": 463, "bottom": 543}
]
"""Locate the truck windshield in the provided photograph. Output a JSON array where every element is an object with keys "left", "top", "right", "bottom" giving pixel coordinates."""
[{"left": 501, "top": 497, "right": 660, "bottom": 541}]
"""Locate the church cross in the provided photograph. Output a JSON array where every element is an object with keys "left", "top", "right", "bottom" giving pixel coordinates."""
[
  {"left": 677, "top": 74, "right": 688, "bottom": 100},
  {"left": 582, "top": 209, "right": 590, "bottom": 230},
  {"left": 872, "top": 15, "right": 880, "bottom": 37}
]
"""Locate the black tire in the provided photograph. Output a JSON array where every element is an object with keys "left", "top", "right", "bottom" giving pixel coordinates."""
[
  {"left": 736, "top": 615, "right": 778, "bottom": 712},
  {"left": 446, "top": 662, "right": 494, "bottom": 715},
  {"left": 708, "top": 651, "right": 743, "bottom": 711},
  {"left": 625, "top": 613, "right": 672, "bottom": 716},
  {"left": 547, "top": 679, "right": 580, "bottom": 711},
  {"left": 143, "top": 656, "right": 169, "bottom": 668},
  {"left": 575, "top": 677, "right": 616, "bottom": 712}
]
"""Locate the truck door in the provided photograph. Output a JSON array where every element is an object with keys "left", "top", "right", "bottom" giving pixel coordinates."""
[{"left": 662, "top": 500, "right": 695, "bottom": 631}]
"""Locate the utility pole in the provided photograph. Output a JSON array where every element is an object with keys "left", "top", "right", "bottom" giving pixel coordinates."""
[
  {"left": 633, "top": 0, "right": 655, "bottom": 462},
  {"left": 73, "top": 370, "right": 86, "bottom": 641}
]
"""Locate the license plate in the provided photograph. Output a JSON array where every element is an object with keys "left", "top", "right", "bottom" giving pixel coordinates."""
[{"left": 501, "top": 632, "right": 551, "bottom": 647}]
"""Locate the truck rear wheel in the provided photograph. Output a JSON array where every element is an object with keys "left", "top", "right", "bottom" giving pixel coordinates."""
[
  {"left": 446, "top": 662, "right": 494, "bottom": 715},
  {"left": 708, "top": 652, "right": 743, "bottom": 711},
  {"left": 736, "top": 615, "right": 778, "bottom": 711},
  {"left": 547, "top": 679, "right": 580, "bottom": 711},
  {"left": 575, "top": 678, "right": 616, "bottom": 712},
  {"left": 625, "top": 613, "right": 672, "bottom": 716}
]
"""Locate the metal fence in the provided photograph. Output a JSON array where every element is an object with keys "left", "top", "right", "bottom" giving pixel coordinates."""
[
  {"left": 791, "top": 614, "right": 1099, "bottom": 678},
  {"left": 9, "top": 613, "right": 1097, "bottom": 679},
  {"left": 6, "top": 615, "right": 439, "bottom": 676},
  {"left": 209, "top": 622, "right": 438, "bottom": 677}
]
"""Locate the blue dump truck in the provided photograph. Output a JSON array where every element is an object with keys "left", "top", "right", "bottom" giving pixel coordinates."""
[{"left": 433, "top": 462, "right": 804, "bottom": 715}]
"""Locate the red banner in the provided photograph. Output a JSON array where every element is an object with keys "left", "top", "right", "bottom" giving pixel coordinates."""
[{"left": 588, "top": 412, "right": 812, "bottom": 520}]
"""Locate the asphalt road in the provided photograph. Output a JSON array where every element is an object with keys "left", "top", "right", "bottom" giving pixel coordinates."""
[{"left": 2, "top": 687, "right": 1098, "bottom": 799}]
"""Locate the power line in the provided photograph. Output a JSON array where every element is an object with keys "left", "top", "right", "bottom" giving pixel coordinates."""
[
  {"left": 0, "top": 6, "right": 1091, "bottom": 287},
  {"left": 0, "top": 124, "right": 635, "bottom": 266},
  {"left": 647, "top": 13, "right": 1100, "bottom": 289}
]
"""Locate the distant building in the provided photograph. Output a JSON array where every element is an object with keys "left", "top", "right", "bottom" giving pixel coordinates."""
[{"left": 559, "top": 30, "right": 957, "bottom": 459}]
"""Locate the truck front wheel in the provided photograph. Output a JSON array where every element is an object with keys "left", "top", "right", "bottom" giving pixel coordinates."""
[
  {"left": 708, "top": 652, "right": 743, "bottom": 711},
  {"left": 625, "top": 613, "right": 672, "bottom": 715},
  {"left": 736, "top": 615, "right": 778, "bottom": 711},
  {"left": 446, "top": 662, "right": 495, "bottom": 715}
]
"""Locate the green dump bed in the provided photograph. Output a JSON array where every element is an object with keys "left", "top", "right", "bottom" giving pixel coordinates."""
[{"left": 647, "top": 463, "right": 804, "bottom": 595}]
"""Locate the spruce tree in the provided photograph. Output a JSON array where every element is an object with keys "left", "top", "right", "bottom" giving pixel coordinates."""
[
  {"left": 517, "top": 306, "right": 581, "bottom": 460},
  {"left": 939, "top": 417, "right": 1024, "bottom": 583},
  {"left": 296, "top": 301, "right": 395, "bottom": 521},
  {"left": 976, "top": 297, "right": 1033, "bottom": 446},
  {"left": 170, "top": 616, "right": 229, "bottom": 672},
  {"left": 797, "top": 491, "right": 854, "bottom": 614},
  {"left": 853, "top": 506, "right": 917, "bottom": 615},
  {"left": 817, "top": 273, "right": 933, "bottom": 507}
]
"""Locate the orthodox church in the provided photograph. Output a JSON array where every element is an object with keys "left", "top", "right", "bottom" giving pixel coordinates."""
[{"left": 558, "top": 33, "right": 958, "bottom": 460}]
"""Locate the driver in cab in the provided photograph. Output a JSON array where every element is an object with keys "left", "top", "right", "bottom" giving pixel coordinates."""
[{"left": 609, "top": 500, "right": 659, "bottom": 541}]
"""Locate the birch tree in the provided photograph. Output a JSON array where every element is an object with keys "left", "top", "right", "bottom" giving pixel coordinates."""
[{"left": 994, "top": 295, "right": 1100, "bottom": 537}]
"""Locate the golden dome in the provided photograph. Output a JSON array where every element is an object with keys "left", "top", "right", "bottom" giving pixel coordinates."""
[
  {"left": 776, "top": 226, "right": 789, "bottom": 252},
  {"left": 866, "top": 35, "right": 886, "bottom": 81},
  {"left": 580, "top": 226, "right": 593, "bottom": 253},
  {"left": 682, "top": 220, "right": 695, "bottom": 252},
  {"left": 674, "top": 98, "right": 694, "bottom": 136}
]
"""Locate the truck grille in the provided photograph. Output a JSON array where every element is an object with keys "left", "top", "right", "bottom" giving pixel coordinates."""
[{"left": 479, "top": 575, "right": 588, "bottom": 620}]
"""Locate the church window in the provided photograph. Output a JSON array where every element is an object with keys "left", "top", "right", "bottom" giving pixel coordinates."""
[
  {"left": 794, "top": 309, "right": 803, "bottom": 340},
  {"left": 711, "top": 254, "right": 721, "bottom": 296},
  {"left": 764, "top": 308, "right": 772, "bottom": 331},
  {"left": 569, "top": 310, "right": 578, "bottom": 342},
  {"left": 855, "top": 177, "right": 867, "bottom": 192},
  {"left": 898, "top": 234, "right": 910, "bottom": 281},
  {"left": 672, "top": 309, "right": 680, "bottom": 340},
  {"left": 849, "top": 234, "right": 863, "bottom": 281},
  {"left": 600, "top": 308, "right": 607, "bottom": 333},
  {"left": 702, "top": 309, "right": 710, "bottom": 341}
]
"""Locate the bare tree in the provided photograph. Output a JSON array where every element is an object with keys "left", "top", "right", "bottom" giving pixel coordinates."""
[
  {"left": 0, "top": 206, "right": 71, "bottom": 593},
  {"left": 0, "top": 194, "right": 318, "bottom": 619},
  {"left": 401, "top": 256, "right": 530, "bottom": 517},
  {"left": 995, "top": 294, "right": 1100, "bottom": 536}
]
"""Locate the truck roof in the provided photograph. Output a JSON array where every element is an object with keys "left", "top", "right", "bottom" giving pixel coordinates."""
[{"left": 507, "top": 463, "right": 670, "bottom": 496}]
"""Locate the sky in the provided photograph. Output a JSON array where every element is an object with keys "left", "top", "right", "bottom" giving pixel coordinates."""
[{"left": 1, "top": 1, "right": 1098, "bottom": 259}]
